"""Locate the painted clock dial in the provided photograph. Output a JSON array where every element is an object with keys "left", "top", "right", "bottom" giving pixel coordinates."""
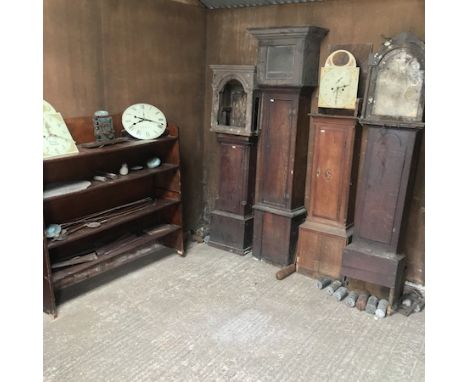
[
  {"left": 122, "top": 103, "right": 167, "bottom": 140},
  {"left": 372, "top": 49, "right": 424, "bottom": 119},
  {"left": 43, "top": 112, "right": 79, "bottom": 159},
  {"left": 318, "top": 50, "right": 360, "bottom": 110}
]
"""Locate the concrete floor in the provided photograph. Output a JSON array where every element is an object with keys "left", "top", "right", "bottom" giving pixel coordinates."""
[{"left": 44, "top": 243, "right": 424, "bottom": 381}]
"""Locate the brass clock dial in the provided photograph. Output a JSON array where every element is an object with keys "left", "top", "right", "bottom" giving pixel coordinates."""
[
  {"left": 318, "top": 50, "right": 359, "bottom": 110},
  {"left": 122, "top": 103, "right": 166, "bottom": 140}
]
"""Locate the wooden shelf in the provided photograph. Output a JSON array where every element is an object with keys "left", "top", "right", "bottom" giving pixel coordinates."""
[
  {"left": 48, "top": 198, "right": 180, "bottom": 250},
  {"left": 52, "top": 224, "right": 181, "bottom": 289},
  {"left": 43, "top": 119, "right": 184, "bottom": 317},
  {"left": 44, "top": 163, "right": 178, "bottom": 202},
  {"left": 43, "top": 134, "right": 177, "bottom": 163}
]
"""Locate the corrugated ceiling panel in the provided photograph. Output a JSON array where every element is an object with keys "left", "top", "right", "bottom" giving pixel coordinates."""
[{"left": 200, "top": 0, "right": 323, "bottom": 9}]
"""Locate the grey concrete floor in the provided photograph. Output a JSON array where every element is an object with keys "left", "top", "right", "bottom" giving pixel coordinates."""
[{"left": 44, "top": 243, "right": 424, "bottom": 381}]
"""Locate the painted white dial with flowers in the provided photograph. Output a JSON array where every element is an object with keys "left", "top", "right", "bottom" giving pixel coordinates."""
[{"left": 122, "top": 103, "right": 167, "bottom": 140}]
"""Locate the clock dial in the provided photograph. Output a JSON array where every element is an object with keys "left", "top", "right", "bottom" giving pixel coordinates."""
[
  {"left": 372, "top": 48, "right": 424, "bottom": 119},
  {"left": 43, "top": 100, "right": 56, "bottom": 113},
  {"left": 318, "top": 66, "right": 359, "bottom": 109},
  {"left": 43, "top": 113, "right": 79, "bottom": 159},
  {"left": 122, "top": 103, "right": 167, "bottom": 140}
]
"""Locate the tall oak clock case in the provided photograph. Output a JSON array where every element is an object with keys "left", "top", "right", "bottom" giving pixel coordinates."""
[
  {"left": 296, "top": 114, "right": 360, "bottom": 278},
  {"left": 296, "top": 49, "right": 362, "bottom": 278},
  {"left": 207, "top": 65, "right": 260, "bottom": 254},
  {"left": 248, "top": 26, "right": 328, "bottom": 266},
  {"left": 341, "top": 32, "right": 425, "bottom": 309}
]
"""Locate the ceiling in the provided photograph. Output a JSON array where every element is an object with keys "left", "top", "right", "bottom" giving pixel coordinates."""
[{"left": 199, "top": 0, "right": 324, "bottom": 9}]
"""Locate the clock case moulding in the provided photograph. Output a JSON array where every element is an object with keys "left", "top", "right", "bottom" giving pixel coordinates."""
[
  {"left": 248, "top": 25, "right": 328, "bottom": 266},
  {"left": 341, "top": 32, "right": 425, "bottom": 311},
  {"left": 207, "top": 65, "right": 260, "bottom": 255}
]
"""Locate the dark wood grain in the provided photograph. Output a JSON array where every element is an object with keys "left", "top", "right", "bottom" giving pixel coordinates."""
[
  {"left": 43, "top": 231, "right": 57, "bottom": 317},
  {"left": 252, "top": 87, "right": 311, "bottom": 265},
  {"left": 208, "top": 133, "right": 257, "bottom": 254},
  {"left": 342, "top": 123, "right": 422, "bottom": 307}
]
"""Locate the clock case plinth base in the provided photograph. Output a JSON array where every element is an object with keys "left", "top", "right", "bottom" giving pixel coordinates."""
[
  {"left": 297, "top": 221, "right": 352, "bottom": 279},
  {"left": 342, "top": 240, "right": 406, "bottom": 309},
  {"left": 207, "top": 133, "right": 258, "bottom": 255},
  {"left": 252, "top": 204, "right": 307, "bottom": 266},
  {"left": 207, "top": 211, "right": 253, "bottom": 255}
]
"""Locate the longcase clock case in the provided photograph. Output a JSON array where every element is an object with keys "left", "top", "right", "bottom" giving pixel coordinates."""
[
  {"left": 296, "top": 114, "right": 360, "bottom": 278},
  {"left": 249, "top": 26, "right": 328, "bottom": 266},
  {"left": 252, "top": 86, "right": 312, "bottom": 265},
  {"left": 207, "top": 65, "right": 260, "bottom": 254},
  {"left": 341, "top": 32, "right": 425, "bottom": 309}
]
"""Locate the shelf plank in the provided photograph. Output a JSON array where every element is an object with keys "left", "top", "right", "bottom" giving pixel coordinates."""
[
  {"left": 47, "top": 199, "right": 180, "bottom": 250},
  {"left": 43, "top": 134, "right": 177, "bottom": 163},
  {"left": 52, "top": 224, "right": 181, "bottom": 289},
  {"left": 43, "top": 163, "right": 179, "bottom": 202}
]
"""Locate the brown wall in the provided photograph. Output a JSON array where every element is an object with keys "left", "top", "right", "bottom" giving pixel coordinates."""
[
  {"left": 202, "top": 0, "right": 425, "bottom": 284},
  {"left": 44, "top": 0, "right": 206, "bottom": 230}
]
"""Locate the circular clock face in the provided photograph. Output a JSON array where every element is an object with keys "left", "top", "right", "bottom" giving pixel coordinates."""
[
  {"left": 318, "top": 67, "right": 359, "bottom": 110},
  {"left": 122, "top": 103, "right": 167, "bottom": 140}
]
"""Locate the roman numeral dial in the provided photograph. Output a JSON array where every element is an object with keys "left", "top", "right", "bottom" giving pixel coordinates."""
[{"left": 122, "top": 103, "right": 167, "bottom": 140}]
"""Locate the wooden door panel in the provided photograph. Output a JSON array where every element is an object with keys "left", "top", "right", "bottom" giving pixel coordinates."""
[
  {"left": 260, "top": 212, "right": 289, "bottom": 264},
  {"left": 217, "top": 142, "right": 244, "bottom": 213},
  {"left": 311, "top": 127, "right": 347, "bottom": 221},
  {"left": 359, "top": 130, "right": 406, "bottom": 244},
  {"left": 260, "top": 97, "right": 292, "bottom": 207}
]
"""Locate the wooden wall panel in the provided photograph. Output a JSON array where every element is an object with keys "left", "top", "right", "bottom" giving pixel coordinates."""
[
  {"left": 43, "top": 0, "right": 104, "bottom": 116},
  {"left": 203, "top": 0, "right": 425, "bottom": 284}
]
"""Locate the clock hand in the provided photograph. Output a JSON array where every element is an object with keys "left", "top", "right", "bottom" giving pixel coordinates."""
[
  {"left": 336, "top": 84, "right": 349, "bottom": 90},
  {"left": 133, "top": 116, "right": 161, "bottom": 124}
]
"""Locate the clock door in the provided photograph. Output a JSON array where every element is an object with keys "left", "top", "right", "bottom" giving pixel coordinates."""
[
  {"left": 256, "top": 89, "right": 297, "bottom": 209},
  {"left": 354, "top": 126, "right": 418, "bottom": 249},
  {"left": 309, "top": 119, "right": 353, "bottom": 225}
]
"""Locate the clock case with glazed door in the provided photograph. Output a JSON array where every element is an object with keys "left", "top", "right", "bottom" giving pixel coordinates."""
[
  {"left": 207, "top": 65, "right": 261, "bottom": 255},
  {"left": 249, "top": 26, "right": 328, "bottom": 266},
  {"left": 341, "top": 32, "right": 425, "bottom": 311}
]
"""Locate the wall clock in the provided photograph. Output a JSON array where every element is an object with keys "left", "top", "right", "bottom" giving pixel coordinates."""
[
  {"left": 122, "top": 103, "right": 167, "bottom": 140},
  {"left": 318, "top": 50, "right": 359, "bottom": 110},
  {"left": 43, "top": 112, "right": 79, "bottom": 159}
]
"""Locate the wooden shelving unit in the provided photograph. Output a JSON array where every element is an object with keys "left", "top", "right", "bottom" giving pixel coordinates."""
[{"left": 43, "top": 119, "right": 184, "bottom": 317}]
